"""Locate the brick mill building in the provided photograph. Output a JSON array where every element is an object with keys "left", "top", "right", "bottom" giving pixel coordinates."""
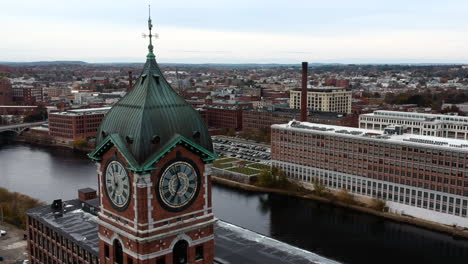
[
  {"left": 26, "top": 189, "right": 100, "bottom": 264},
  {"left": 12, "top": 85, "right": 43, "bottom": 105},
  {"left": 271, "top": 120, "right": 468, "bottom": 228},
  {"left": 48, "top": 107, "right": 110, "bottom": 140}
]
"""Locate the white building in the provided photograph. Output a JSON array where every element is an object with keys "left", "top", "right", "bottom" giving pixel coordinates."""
[
  {"left": 289, "top": 87, "right": 352, "bottom": 114},
  {"left": 360, "top": 110, "right": 468, "bottom": 140}
]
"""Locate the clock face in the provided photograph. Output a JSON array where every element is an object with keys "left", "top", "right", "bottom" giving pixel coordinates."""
[
  {"left": 104, "top": 160, "right": 131, "bottom": 210},
  {"left": 157, "top": 160, "right": 200, "bottom": 211}
]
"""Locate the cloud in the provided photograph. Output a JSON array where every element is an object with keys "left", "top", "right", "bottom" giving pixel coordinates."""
[{"left": 1, "top": 13, "right": 468, "bottom": 63}]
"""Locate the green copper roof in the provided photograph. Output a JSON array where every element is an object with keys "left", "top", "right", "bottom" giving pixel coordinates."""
[
  {"left": 94, "top": 52, "right": 213, "bottom": 166},
  {"left": 89, "top": 133, "right": 217, "bottom": 173}
]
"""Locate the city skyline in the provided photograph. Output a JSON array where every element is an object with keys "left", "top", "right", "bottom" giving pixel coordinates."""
[{"left": 2, "top": 0, "right": 468, "bottom": 64}]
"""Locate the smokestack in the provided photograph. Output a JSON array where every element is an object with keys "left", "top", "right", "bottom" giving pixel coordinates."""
[
  {"left": 128, "top": 71, "right": 133, "bottom": 92},
  {"left": 301, "top": 62, "right": 308, "bottom": 122}
]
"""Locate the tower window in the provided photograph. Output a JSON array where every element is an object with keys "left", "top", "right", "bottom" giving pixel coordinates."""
[
  {"left": 104, "top": 244, "right": 109, "bottom": 258},
  {"left": 127, "top": 257, "right": 133, "bottom": 264},
  {"left": 157, "top": 258, "right": 166, "bottom": 264},
  {"left": 195, "top": 245, "right": 204, "bottom": 260}
]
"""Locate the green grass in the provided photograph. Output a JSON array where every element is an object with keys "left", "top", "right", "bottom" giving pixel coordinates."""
[
  {"left": 215, "top": 157, "right": 238, "bottom": 163},
  {"left": 227, "top": 167, "right": 261, "bottom": 175},
  {"left": 247, "top": 163, "right": 271, "bottom": 170},
  {"left": 213, "top": 162, "right": 234, "bottom": 169}
]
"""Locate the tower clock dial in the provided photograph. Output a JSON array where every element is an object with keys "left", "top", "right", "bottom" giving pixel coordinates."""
[
  {"left": 157, "top": 160, "right": 200, "bottom": 211},
  {"left": 104, "top": 160, "right": 131, "bottom": 210}
]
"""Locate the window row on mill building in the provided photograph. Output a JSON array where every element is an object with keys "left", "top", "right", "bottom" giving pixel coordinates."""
[{"left": 271, "top": 121, "right": 468, "bottom": 228}]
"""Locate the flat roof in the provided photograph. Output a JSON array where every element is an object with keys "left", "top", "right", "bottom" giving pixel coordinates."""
[
  {"left": 26, "top": 199, "right": 100, "bottom": 256},
  {"left": 50, "top": 107, "right": 111, "bottom": 116},
  {"left": 26, "top": 198, "right": 336, "bottom": 263},
  {"left": 272, "top": 121, "right": 468, "bottom": 152},
  {"left": 215, "top": 221, "right": 339, "bottom": 264},
  {"left": 361, "top": 110, "right": 468, "bottom": 123},
  {"left": 291, "top": 87, "right": 351, "bottom": 92}
]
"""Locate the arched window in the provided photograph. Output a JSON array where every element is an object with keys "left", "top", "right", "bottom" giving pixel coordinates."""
[
  {"left": 113, "top": 239, "right": 123, "bottom": 264},
  {"left": 173, "top": 240, "right": 189, "bottom": 264}
]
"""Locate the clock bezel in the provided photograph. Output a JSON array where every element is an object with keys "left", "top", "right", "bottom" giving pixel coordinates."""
[
  {"left": 103, "top": 158, "right": 132, "bottom": 212},
  {"left": 155, "top": 157, "right": 201, "bottom": 212}
]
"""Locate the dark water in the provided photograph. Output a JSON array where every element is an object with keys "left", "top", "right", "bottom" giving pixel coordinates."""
[{"left": 1, "top": 142, "right": 468, "bottom": 264}]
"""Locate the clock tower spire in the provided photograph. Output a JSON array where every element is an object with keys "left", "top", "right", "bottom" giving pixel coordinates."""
[{"left": 89, "top": 9, "right": 216, "bottom": 264}]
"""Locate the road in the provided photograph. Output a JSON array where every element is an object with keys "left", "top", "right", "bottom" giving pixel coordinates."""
[{"left": 0, "top": 222, "right": 28, "bottom": 264}]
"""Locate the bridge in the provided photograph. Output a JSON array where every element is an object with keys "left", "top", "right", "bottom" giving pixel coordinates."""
[{"left": 0, "top": 121, "right": 47, "bottom": 135}]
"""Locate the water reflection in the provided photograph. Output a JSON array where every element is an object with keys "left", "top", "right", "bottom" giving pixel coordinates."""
[{"left": 265, "top": 192, "right": 468, "bottom": 264}]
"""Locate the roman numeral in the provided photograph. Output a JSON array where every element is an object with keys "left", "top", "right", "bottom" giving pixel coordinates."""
[
  {"left": 123, "top": 184, "right": 128, "bottom": 190},
  {"left": 122, "top": 191, "right": 127, "bottom": 198},
  {"left": 187, "top": 187, "right": 194, "bottom": 193}
]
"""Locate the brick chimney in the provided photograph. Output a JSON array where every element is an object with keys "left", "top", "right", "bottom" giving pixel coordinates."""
[
  {"left": 128, "top": 71, "right": 133, "bottom": 92},
  {"left": 301, "top": 62, "right": 308, "bottom": 122},
  {"left": 78, "top": 188, "right": 97, "bottom": 201}
]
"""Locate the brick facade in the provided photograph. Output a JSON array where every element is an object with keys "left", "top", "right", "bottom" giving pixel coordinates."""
[
  {"left": 98, "top": 145, "right": 214, "bottom": 264},
  {"left": 271, "top": 121, "right": 468, "bottom": 227}
]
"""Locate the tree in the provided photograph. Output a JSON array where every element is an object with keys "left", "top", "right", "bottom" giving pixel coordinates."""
[
  {"left": 257, "top": 169, "right": 274, "bottom": 187},
  {"left": 23, "top": 105, "right": 48, "bottom": 122},
  {"left": 257, "top": 166, "right": 288, "bottom": 188},
  {"left": 336, "top": 189, "right": 355, "bottom": 204},
  {"left": 313, "top": 178, "right": 327, "bottom": 196},
  {"left": 370, "top": 199, "right": 386, "bottom": 212},
  {"left": 72, "top": 137, "right": 88, "bottom": 150}
]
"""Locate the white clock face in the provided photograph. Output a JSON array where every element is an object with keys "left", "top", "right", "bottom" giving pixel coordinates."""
[
  {"left": 157, "top": 161, "right": 200, "bottom": 211},
  {"left": 105, "top": 161, "right": 130, "bottom": 209}
]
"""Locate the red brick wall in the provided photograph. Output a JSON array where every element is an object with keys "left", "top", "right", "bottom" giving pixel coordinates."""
[{"left": 98, "top": 145, "right": 214, "bottom": 263}]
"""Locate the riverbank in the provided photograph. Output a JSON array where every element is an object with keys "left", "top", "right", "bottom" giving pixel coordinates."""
[
  {"left": 212, "top": 175, "right": 468, "bottom": 240},
  {"left": 10, "top": 131, "right": 93, "bottom": 152}
]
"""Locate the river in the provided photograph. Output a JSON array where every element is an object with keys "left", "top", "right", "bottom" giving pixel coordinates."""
[{"left": 1, "top": 142, "right": 468, "bottom": 264}]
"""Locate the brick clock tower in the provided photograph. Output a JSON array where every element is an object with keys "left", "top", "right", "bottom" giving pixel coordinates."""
[{"left": 88, "top": 12, "right": 217, "bottom": 264}]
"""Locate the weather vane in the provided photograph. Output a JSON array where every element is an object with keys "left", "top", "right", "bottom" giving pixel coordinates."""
[{"left": 142, "top": 4, "right": 158, "bottom": 54}]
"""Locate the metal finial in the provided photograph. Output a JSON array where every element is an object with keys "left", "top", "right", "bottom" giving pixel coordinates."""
[{"left": 147, "top": 4, "right": 154, "bottom": 53}]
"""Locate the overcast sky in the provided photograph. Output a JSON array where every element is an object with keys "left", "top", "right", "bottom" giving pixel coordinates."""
[{"left": 1, "top": 0, "right": 468, "bottom": 64}]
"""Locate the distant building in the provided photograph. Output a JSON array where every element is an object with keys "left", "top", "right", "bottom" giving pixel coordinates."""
[
  {"left": 48, "top": 107, "right": 110, "bottom": 140},
  {"left": 324, "top": 79, "right": 350, "bottom": 89},
  {"left": 442, "top": 103, "right": 468, "bottom": 114},
  {"left": 46, "top": 87, "right": 72, "bottom": 98},
  {"left": 289, "top": 87, "right": 352, "bottom": 114},
  {"left": 272, "top": 121, "right": 468, "bottom": 228},
  {"left": 360, "top": 110, "right": 468, "bottom": 140},
  {"left": 12, "top": 85, "right": 43, "bottom": 105},
  {"left": 243, "top": 107, "right": 356, "bottom": 131},
  {"left": 206, "top": 107, "right": 243, "bottom": 130},
  {"left": 0, "top": 78, "right": 13, "bottom": 105}
]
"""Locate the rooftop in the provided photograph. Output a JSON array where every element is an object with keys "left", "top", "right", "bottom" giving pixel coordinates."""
[
  {"left": 273, "top": 121, "right": 468, "bottom": 151},
  {"left": 362, "top": 110, "right": 468, "bottom": 123},
  {"left": 26, "top": 199, "right": 100, "bottom": 256},
  {"left": 26, "top": 198, "right": 331, "bottom": 264},
  {"left": 50, "top": 107, "right": 111, "bottom": 116},
  {"left": 291, "top": 87, "right": 351, "bottom": 92}
]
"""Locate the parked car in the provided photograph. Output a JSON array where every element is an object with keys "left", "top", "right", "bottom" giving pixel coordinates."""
[{"left": 0, "top": 230, "right": 6, "bottom": 236}]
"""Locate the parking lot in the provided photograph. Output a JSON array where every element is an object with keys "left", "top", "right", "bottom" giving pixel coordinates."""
[
  {"left": 0, "top": 222, "right": 28, "bottom": 263},
  {"left": 212, "top": 136, "right": 271, "bottom": 164}
]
